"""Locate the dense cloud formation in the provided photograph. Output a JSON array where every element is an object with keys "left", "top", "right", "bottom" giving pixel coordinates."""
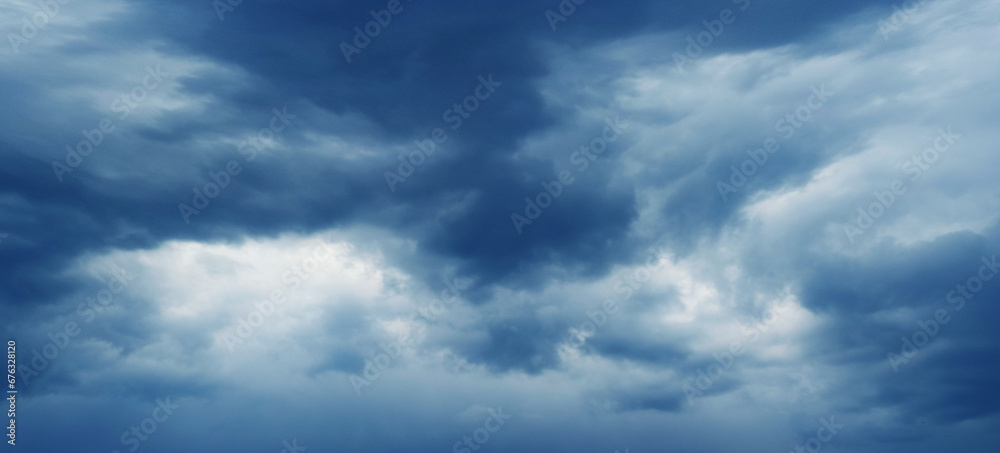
[{"left": 1, "top": 0, "right": 999, "bottom": 451}]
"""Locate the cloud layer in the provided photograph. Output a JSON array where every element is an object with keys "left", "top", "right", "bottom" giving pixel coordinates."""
[{"left": 2, "top": 0, "right": 999, "bottom": 451}]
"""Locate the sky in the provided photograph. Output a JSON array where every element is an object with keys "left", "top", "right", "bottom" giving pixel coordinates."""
[{"left": 1, "top": 0, "right": 999, "bottom": 452}]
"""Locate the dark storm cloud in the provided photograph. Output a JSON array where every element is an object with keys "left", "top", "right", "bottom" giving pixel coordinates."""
[
  {"left": 3, "top": 0, "right": 1000, "bottom": 451},
  {"left": 0, "top": 0, "right": 906, "bottom": 315},
  {"left": 793, "top": 223, "right": 1000, "bottom": 425}
]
